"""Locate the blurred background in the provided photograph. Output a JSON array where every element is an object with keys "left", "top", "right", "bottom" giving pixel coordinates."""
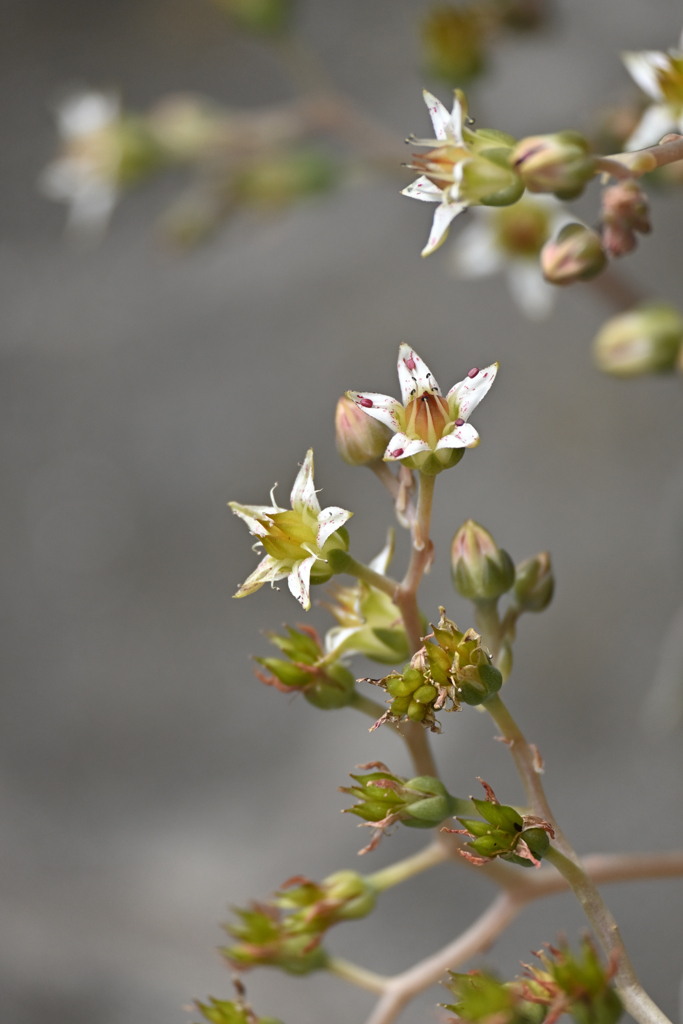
[{"left": 1, "top": 0, "right": 683, "bottom": 1022}]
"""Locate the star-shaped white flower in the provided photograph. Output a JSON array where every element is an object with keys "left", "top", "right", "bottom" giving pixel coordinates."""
[
  {"left": 450, "top": 194, "right": 574, "bottom": 320},
  {"left": 229, "top": 449, "right": 352, "bottom": 610},
  {"left": 402, "top": 90, "right": 522, "bottom": 257},
  {"left": 346, "top": 345, "right": 497, "bottom": 476},
  {"left": 39, "top": 90, "right": 122, "bottom": 237},
  {"left": 622, "top": 34, "right": 683, "bottom": 150}
]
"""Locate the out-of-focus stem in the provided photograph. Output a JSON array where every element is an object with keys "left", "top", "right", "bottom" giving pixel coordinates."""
[
  {"left": 366, "top": 841, "right": 449, "bottom": 892},
  {"left": 343, "top": 555, "right": 399, "bottom": 598},
  {"left": 599, "top": 133, "right": 683, "bottom": 177},
  {"left": 327, "top": 956, "right": 389, "bottom": 994},
  {"left": 350, "top": 691, "right": 392, "bottom": 722}
]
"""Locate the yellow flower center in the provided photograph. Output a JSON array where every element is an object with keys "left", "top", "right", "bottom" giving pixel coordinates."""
[
  {"left": 262, "top": 510, "right": 318, "bottom": 561},
  {"left": 656, "top": 55, "right": 683, "bottom": 104},
  {"left": 404, "top": 393, "right": 451, "bottom": 447}
]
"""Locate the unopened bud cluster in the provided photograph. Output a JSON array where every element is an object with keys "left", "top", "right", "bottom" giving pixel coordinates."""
[
  {"left": 443, "top": 937, "right": 620, "bottom": 1024},
  {"left": 446, "top": 780, "right": 554, "bottom": 867},
  {"left": 541, "top": 224, "right": 606, "bottom": 285},
  {"left": 224, "top": 870, "right": 376, "bottom": 974},
  {"left": 365, "top": 608, "right": 503, "bottom": 730},
  {"left": 600, "top": 180, "right": 651, "bottom": 257},
  {"left": 195, "top": 994, "right": 281, "bottom": 1024},
  {"left": 255, "top": 625, "right": 356, "bottom": 709}
]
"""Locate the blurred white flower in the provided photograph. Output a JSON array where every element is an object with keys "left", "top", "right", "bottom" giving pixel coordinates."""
[
  {"left": 622, "top": 32, "right": 683, "bottom": 150},
  {"left": 450, "top": 194, "right": 573, "bottom": 319},
  {"left": 40, "top": 91, "right": 122, "bottom": 237}
]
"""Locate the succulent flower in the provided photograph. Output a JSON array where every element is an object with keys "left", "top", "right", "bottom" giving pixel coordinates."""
[
  {"left": 402, "top": 89, "right": 523, "bottom": 256},
  {"left": 451, "top": 194, "right": 573, "bottom": 319},
  {"left": 39, "top": 90, "right": 162, "bottom": 237},
  {"left": 444, "top": 779, "right": 554, "bottom": 867},
  {"left": 623, "top": 36, "right": 683, "bottom": 150},
  {"left": 229, "top": 449, "right": 352, "bottom": 610},
  {"left": 346, "top": 344, "right": 497, "bottom": 476}
]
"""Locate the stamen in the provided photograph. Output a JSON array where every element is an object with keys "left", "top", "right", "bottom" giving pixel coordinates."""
[
  {"left": 359, "top": 397, "right": 374, "bottom": 408},
  {"left": 390, "top": 447, "right": 404, "bottom": 458},
  {"left": 454, "top": 418, "right": 465, "bottom": 426},
  {"left": 467, "top": 367, "right": 479, "bottom": 379}
]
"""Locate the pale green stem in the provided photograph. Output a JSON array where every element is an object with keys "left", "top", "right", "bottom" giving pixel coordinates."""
[
  {"left": 395, "top": 473, "right": 436, "bottom": 655},
  {"left": 598, "top": 133, "right": 683, "bottom": 178},
  {"left": 366, "top": 841, "right": 449, "bottom": 892},
  {"left": 349, "top": 677, "right": 438, "bottom": 778},
  {"left": 326, "top": 956, "right": 389, "bottom": 995},
  {"left": 474, "top": 599, "right": 503, "bottom": 659},
  {"left": 342, "top": 554, "right": 399, "bottom": 598},
  {"left": 350, "top": 691, "right": 391, "bottom": 722},
  {"left": 485, "top": 692, "right": 672, "bottom": 1024}
]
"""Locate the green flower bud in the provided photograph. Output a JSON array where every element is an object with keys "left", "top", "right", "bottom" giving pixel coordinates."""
[
  {"left": 451, "top": 520, "right": 515, "bottom": 602},
  {"left": 254, "top": 626, "right": 355, "bottom": 709},
  {"left": 341, "top": 762, "right": 468, "bottom": 849},
  {"left": 442, "top": 970, "right": 547, "bottom": 1024},
  {"left": 541, "top": 223, "right": 607, "bottom": 284},
  {"left": 522, "top": 937, "right": 622, "bottom": 1024},
  {"left": 209, "top": 0, "right": 292, "bottom": 35},
  {"left": 449, "top": 780, "right": 554, "bottom": 866},
  {"left": 421, "top": 6, "right": 488, "bottom": 85},
  {"left": 274, "top": 870, "right": 376, "bottom": 930},
  {"left": 235, "top": 147, "right": 337, "bottom": 208},
  {"left": 512, "top": 131, "right": 595, "bottom": 198},
  {"left": 335, "top": 395, "right": 393, "bottom": 466},
  {"left": 511, "top": 551, "right": 554, "bottom": 613},
  {"left": 195, "top": 995, "right": 282, "bottom": 1024},
  {"left": 593, "top": 303, "right": 683, "bottom": 377},
  {"left": 223, "top": 904, "right": 329, "bottom": 975}
]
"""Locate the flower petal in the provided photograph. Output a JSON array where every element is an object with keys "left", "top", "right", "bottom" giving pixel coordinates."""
[
  {"left": 234, "top": 554, "right": 288, "bottom": 598},
  {"left": 422, "top": 89, "right": 453, "bottom": 141},
  {"left": 450, "top": 90, "right": 466, "bottom": 146},
  {"left": 229, "top": 501, "right": 279, "bottom": 536},
  {"left": 345, "top": 392, "right": 404, "bottom": 432},
  {"left": 422, "top": 200, "right": 466, "bottom": 257},
  {"left": 506, "top": 261, "right": 555, "bottom": 320},
  {"left": 401, "top": 175, "right": 444, "bottom": 202},
  {"left": 369, "top": 529, "right": 395, "bottom": 575},
  {"left": 317, "top": 505, "right": 352, "bottom": 548},
  {"left": 436, "top": 423, "right": 480, "bottom": 450},
  {"left": 290, "top": 449, "right": 320, "bottom": 515},
  {"left": 625, "top": 102, "right": 678, "bottom": 151},
  {"left": 622, "top": 51, "right": 667, "bottom": 102},
  {"left": 397, "top": 343, "right": 441, "bottom": 402},
  {"left": 447, "top": 362, "right": 499, "bottom": 421},
  {"left": 288, "top": 555, "right": 315, "bottom": 609},
  {"left": 383, "top": 432, "right": 431, "bottom": 461},
  {"left": 56, "top": 91, "right": 119, "bottom": 139},
  {"left": 450, "top": 214, "right": 503, "bottom": 278}
]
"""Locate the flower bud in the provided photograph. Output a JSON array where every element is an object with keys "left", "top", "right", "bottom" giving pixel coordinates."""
[
  {"left": 235, "top": 147, "right": 337, "bottom": 208},
  {"left": 421, "top": 7, "right": 488, "bottom": 85},
  {"left": 447, "top": 779, "right": 554, "bottom": 866},
  {"left": 593, "top": 303, "right": 683, "bottom": 377},
  {"left": 541, "top": 223, "right": 607, "bottom": 284},
  {"left": 451, "top": 520, "right": 515, "bottom": 602},
  {"left": 335, "top": 395, "right": 393, "bottom": 466},
  {"left": 255, "top": 626, "right": 356, "bottom": 709},
  {"left": 443, "top": 970, "right": 547, "bottom": 1024},
  {"left": 275, "top": 870, "right": 376, "bottom": 929},
  {"left": 511, "top": 131, "right": 595, "bottom": 198},
  {"left": 147, "top": 96, "right": 226, "bottom": 161},
  {"left": 600, "top": 180, "right": 651, "bottom": 258},
  {"left": 511, "top": 552, "right": 554, "bottom": 613},
  {"left": 520, "top": 937, "right": 622, "bottom": 1024},
  {"left": 209, "top": 0, "right": 292, "bottom": 35},
  {"left": 195, "top": 996, "right": 282, "bottom": 1024}
]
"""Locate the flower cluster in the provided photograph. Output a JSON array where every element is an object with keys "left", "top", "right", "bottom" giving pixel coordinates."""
[
  {"left": 224, "top": 871, "right": 376, "bottom": 973},
  {"left": 229, "top": 449, "right": 352, "bottom": 610},
  {"left": 254, "top": 624, "right": 357, "bottom": 709},
  {"left": 347, "top": 344, "right": 497, "bottom": 475},
  {"left": 443, "top": 938, "right": 621, "bottom": 1024},
  {"left": 365, "top": 608, "right": 503, "bottom": 731},
  {"left": 340, "top": 760, "right": 468, "bottom": 852},
  {"left": 623, "top": 35, "right": 683, "bottom": 150},
  {"left": 444, "top": 779, "right": 554, "bottom": 867}
]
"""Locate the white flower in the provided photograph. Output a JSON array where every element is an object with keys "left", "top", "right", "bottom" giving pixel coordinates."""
[
  {"left": 450, "top": 194, "right": 574, "bottom": 320},
  {"left": 346, "top": 344, "right": 497, "bottom": 476},
  {"left": 622, "top": 35, "right": 683, "bottom": 150},
  {"left": 402, "top": 90, "right": 522, "bottom": 257},
  {"left": 39, "top": 90, "right": 122, "bottom": 237},
  {"left": 229, "top": 449, "right": 352, "bottom": 610}
]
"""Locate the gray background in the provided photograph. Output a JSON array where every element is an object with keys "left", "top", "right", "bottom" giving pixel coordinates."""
[{"left": 1, "top": 1, "right": 683, "bottom": 1022}]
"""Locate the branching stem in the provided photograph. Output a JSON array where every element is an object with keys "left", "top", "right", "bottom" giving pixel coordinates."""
[{"left": 366, "top": 841, "right": 449, "bottom": 892}]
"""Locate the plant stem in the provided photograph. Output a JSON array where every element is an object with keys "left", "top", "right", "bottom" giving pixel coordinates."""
[
  {"left": 484, "top": 692, "right": 672, "bottom": 1024},
  {"left": 600, "top": 133, "right": 683, "bottom": 177},
  {"left": 474, "top": 599, "right": 503, "bottom": 659},
  {"left": 366, "top": 841, "right": 449, "bottom": 892},
  {"left": 545, "top": 847, "right": 673, "bottom": 1024},
  {"left": 327, "top": 956, "right": 389, "bottom": 994},
  {"left": 395, "top": 473, "right": 435, "bottom": 655},
  {"left": 349, "top": 684, "right": 438, "bottom": 777},
  {"left": 343, "top": 555, "right": 399, "bottom": 598},
  {"left": 350, "top": 691, "right": 393, "bottom": 722}
]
